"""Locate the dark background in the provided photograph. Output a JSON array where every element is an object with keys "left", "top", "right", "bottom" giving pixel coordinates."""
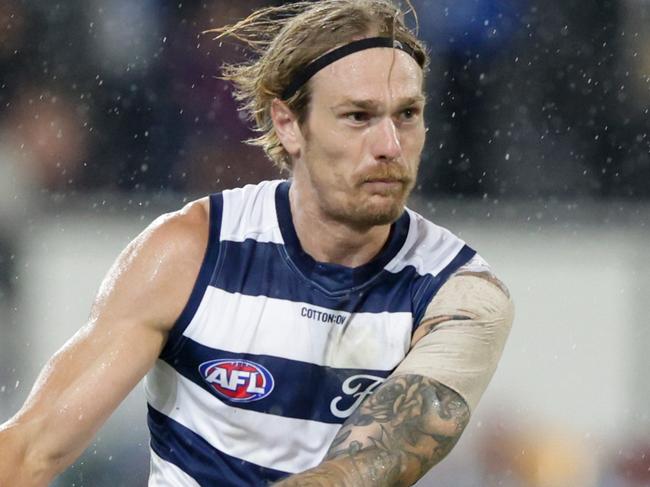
[{"left": 1, "top": 0, "right": 647, "bottom": 199}]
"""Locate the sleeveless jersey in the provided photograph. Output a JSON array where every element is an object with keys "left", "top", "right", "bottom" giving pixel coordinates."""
[{"left": 144, "top": 180, "right": 476, "bottom": 486}]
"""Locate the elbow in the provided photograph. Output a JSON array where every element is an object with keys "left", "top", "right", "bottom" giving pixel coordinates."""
[
  {"left": 412, "top": 381, "right": 471, "bottom": 472},
  {"left": 0, "top": 421, "right": 63, "bottom": 487},
  {"left": 396, "top": 381, "right": 471, "bottom": 485},
  {"left": 443, "top": 401, "right": 470, "bottom": 454},
  {"left": 423, "top": 381, "right": 471, "bottom": 440}
]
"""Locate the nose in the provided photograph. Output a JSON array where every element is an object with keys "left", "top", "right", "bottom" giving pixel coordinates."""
[{"left": 371, "top": 117, "right": 402, "bottom": 161}]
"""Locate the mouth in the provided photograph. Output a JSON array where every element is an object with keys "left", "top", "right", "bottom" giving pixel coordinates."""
[{"left": 361, "top": 178, "right": 406, "bottom": 193}]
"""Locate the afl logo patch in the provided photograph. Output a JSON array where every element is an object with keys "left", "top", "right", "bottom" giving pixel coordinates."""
[{"left": 199, "top": 359, "right": 274, "bottom": 403}]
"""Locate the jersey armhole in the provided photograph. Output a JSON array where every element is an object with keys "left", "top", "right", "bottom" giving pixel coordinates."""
[
  {"left": 412, "top": 244, "right": 476, "bottom": 330},
  {"left": 160, "top": 193, "right": 224, "bottom": 360}
]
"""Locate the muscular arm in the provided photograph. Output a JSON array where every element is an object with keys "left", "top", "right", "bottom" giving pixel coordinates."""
[
  {"left": 275, "top": 270, "right": 513, "bottom": 486},
  {"left": 0, "top": 199, "right": 209, "bottom": 487}
]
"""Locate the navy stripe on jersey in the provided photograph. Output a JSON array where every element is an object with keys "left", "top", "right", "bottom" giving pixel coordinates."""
[
  {"left": 164, "top": 339, "right": 392, "bottom": 424},
  {"left": 213, "top": 239, "right": 414, "bottom": 311},
  {"left": 148, "top": 405, "right": 288, "bottom": 487},
  {"left": 161, "top": 193, "right": 223, "bottom": 360},
  {"left": 412, "top": 244, "right": 477, "bottom": 327},
  {"left": 211, "top": 240, "right": 474, "bottom": 314},
  {"left": 275, "top": 180, "right": 411, "bottom": 292}
]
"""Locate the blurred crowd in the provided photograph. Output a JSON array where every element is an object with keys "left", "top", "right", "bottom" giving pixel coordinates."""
[{"left": 0, "top": 0, "right": 648, "bottom": 199}]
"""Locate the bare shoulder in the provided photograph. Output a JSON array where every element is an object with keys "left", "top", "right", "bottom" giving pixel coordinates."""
[
  {"left": 142, "top": 197, "right": 210, "bottom": 256},
  {"left": 92, "top": 197, "right": 211, "bottom": 334},
  {"left": 119, "top": 196, "right": 210, "bottom": 280}
]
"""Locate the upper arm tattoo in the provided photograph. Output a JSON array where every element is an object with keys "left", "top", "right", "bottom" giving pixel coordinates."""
[{"left": 323, "top": 374, "right": 470, "bottom": 486}]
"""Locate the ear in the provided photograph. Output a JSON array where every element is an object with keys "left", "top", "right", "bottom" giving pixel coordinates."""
[{"left": 271, "top": 98, "right": 303, "bottom": 158}]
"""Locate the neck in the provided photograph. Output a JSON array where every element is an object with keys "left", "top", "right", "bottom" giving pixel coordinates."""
[{"left": 288, "top": 180, "right": 392, "bottom": 268}]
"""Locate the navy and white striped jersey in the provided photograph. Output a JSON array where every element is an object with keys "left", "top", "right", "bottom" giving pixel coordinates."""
[{"left": 145, "top": 180, "right": 476, "bottom": 486}]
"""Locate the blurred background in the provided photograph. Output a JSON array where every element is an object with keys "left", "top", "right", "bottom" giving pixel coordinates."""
[{"left": 0, "top": 0, "right": 648, "bottom": 485}]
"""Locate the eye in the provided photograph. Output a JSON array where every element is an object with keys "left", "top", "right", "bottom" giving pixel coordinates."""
[
  {"left": 400, "top": 107, "right": 420, "bottom": 121},
  {"left": 345, "top": 111, "right": 371, "bottom": 123}
]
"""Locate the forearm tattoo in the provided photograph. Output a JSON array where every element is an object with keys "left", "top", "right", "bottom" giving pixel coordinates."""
[{"left": 274, "top": 375, "right": 470, "bottom": 487}]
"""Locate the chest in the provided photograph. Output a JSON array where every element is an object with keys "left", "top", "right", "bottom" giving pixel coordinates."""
[{"left": 177, "top": 284, "right": 413, "bottom": 423}]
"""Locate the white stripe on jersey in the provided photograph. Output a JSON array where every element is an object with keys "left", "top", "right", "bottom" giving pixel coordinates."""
[
  {"left": 146, "top": 360, "right": 340, "bottom": 474},
  {"left": 220, "top": 181, "right": 284, "bottom": 243},
  {"left": 218, "top": 182, "right": 469, "bottom": 280},
  {"left": 149, "top": 448, "right": 201, "bottom": 487},
  {"left": 457, "top": 253, "right": 491, "bottom": 274},
  {"left": 384, "top": 209, "right": 467, "bottom": 276},
  {"left": 182, "top": 286, "right": 412, "bottom": 370}
]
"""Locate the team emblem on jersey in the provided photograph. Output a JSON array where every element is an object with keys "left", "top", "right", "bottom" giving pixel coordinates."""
[
  {"left": 330, "top": 374, "right": 385, "bottom": 418},
  {"left": 199, "top": 359, "right": 275, "bottom": 403}
]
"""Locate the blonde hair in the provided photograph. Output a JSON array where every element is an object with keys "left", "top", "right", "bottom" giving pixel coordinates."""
[{"left": 206, "top": 0, "right": 428, "bottom": 171}]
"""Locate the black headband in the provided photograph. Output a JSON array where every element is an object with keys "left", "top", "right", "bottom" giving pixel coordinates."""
[{"left": 281, "top": 36, "right": 420, "bottom": 100}]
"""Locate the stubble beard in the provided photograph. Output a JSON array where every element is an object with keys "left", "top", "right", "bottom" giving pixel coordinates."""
[
  {"left": 301, "top": 126, "right": 418, "bottom": 231},
  {"left": 318, "top": 178, "right": 414, "bottom": 230}
]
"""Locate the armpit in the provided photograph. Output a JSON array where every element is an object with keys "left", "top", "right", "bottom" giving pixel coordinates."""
[{"left": 393, "top": 273, "right": 514, "bottom": 412}]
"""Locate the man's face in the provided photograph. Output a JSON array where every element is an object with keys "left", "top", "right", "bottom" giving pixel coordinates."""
[{"left": 295, "top": 47, "right": 426, "bottom": 229}]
